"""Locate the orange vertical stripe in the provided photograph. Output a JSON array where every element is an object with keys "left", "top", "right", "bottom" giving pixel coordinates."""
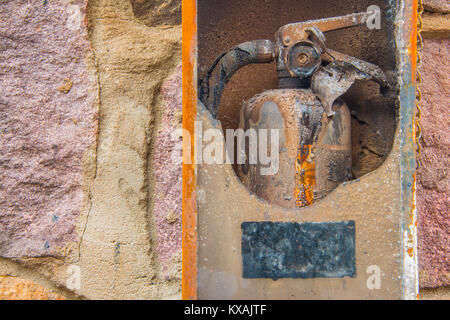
[
  {"left": 409, "top": 0, "right": 418, "bottom": 82},
  {"left": 182, "top": 0, "right": 197, "bottom": 300}
]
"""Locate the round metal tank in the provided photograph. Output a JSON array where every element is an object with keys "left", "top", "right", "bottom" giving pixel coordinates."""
[{"left": 237, "top": 89, "right": 351, "bottom": 208}]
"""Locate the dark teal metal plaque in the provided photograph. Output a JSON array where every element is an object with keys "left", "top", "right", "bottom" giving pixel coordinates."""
[{"left": 241, "top": 221, "right": 356, "bottom": 280}]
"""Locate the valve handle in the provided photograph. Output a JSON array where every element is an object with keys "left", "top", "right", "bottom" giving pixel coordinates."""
[
  {"left": 200, "top": 11, "right": 389, "bottom": 118},
  {"left": 277, "top": 11, "right": 375, "bottom": 46}
]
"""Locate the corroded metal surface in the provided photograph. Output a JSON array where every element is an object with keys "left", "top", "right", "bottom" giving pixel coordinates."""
[
  {"left": 187, "top": 0, "right": 419, "bottom": 300},
  {"left": 312, "top": 60, "right": 388, "bottom": 116},
  {"left": 200, "top": 11, "right": 389, "bottom": 117},
  {"left": 397, "top": 0, "right": 420, "bottom": 299},
  {"left": 323, "top": 50, "right": 390, "bottom": 90},
  {"left": 201, "top": 11, "right": 387, "bottom": 209},
  {"left": 237, "top": 90, "right": 319, "bottom": 208},
  {"left": 196, "top": 101, "right": 403, "bottom": 299},
  {"left": 241, "top": 221, "right": 356, "bottom": 280},
  {"left": 278, "top": 12, "right": 374, "bottom": 47},
  {"left": 237, "top": 89, "right": 352, "bottom": 208},
  {"left": 199, "top": 40, "right": 275, "bottom": 118}
]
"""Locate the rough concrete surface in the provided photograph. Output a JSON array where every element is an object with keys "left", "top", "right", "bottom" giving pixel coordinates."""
[
  {"left": 417, "top": 39, "right": 450, "bottom": 289},
  {"left": 130, "top": 0, "right": 181, "bottom": 26},
  {"left": 73, "top": 0, "right": 181, "bottom": 299}
]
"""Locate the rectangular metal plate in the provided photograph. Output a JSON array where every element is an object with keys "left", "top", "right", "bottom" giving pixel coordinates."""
[{"left": 241, "top": 221, "right": 356, "bottom": 280}]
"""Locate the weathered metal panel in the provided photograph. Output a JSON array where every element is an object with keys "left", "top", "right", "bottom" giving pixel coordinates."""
[
  {"left": 184, "top": 0, "right": 419, "bottom": 300},
  {"left": 242, "top": 221, "right": 356, "bottom": 279}
]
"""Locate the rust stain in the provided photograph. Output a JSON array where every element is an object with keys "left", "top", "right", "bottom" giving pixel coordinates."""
[
  {"left": 407, "top": 247, "right": 414, "bottom": 257},
  {"left": 182, "top": 0, "right": 197, "bottom": 300},
  {"left": 408, "top": 0, "right": 419, "bottom": 262},
  {"left": 407, "top": 173, "right": 417, "bottom": 258},
  {"left": 0, "top": 276, "right": 65, "bottom": 300},
  {"left": 406, "top": 0, "right": 418, "bottom": 257},
  {"left": 401, "top": 0, "right": 419, "bottom": 265},
  {"left": 294, "top": 144, "right": 315, "bottom": 207}
]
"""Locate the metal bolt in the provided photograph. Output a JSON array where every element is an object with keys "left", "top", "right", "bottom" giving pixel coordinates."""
[{"left": 297, "top": 52, "right": 310, "bottom": 65}]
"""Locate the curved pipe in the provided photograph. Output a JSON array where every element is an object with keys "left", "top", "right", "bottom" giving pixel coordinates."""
[{"left": 199, "top": 40, "right": 276, "bottom": 118}]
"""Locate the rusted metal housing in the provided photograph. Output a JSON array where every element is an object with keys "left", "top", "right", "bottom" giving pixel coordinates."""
[
  {"left": 200, "top": 12, "right": 389, "bottom": 208},
  {"left": 184, "top": 0, "right": 419, "bottom": 300},
  {"left": 237, "top": 90, "right": 351, "bottom": 208}
]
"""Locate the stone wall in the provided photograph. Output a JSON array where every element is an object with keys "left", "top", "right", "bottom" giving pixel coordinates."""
[
  {"left": 0, "top": 0, "right": 181, "bottom": 299},
  {"left": 417, "top": 0, "right": 449, "bottom": 300},
  {"left": 0, "top": 0, "right": 448, "bottom": 299}
]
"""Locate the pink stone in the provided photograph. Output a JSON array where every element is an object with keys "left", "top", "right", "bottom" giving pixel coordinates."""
[
  {"left": 416, "top": 39, "right": 450, "bottom": 288},
  {"left": 0, "top": 0, "right": 97, "bottom": 258},
  {"left": 153, "top": 64, "right": 182, "bottom": 273}
]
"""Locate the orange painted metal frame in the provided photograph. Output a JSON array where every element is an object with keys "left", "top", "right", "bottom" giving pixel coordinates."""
[
  {"left": 182, "top": 0, "right": 197, "bottom": 300},
  {"left": 182, "top": 0, "right": 419, "bottom": 300}
]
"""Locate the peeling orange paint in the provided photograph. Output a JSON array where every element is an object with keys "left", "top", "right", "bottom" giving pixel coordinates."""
[
  {"left": 294, "top": 145, "right": 315, "bottom": 207},
  {"left": 409, "top": 0, "right": 418, "bottom": 82},
  {"left": 181, "top": 0, "right": 197, "bottom": 300}
]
